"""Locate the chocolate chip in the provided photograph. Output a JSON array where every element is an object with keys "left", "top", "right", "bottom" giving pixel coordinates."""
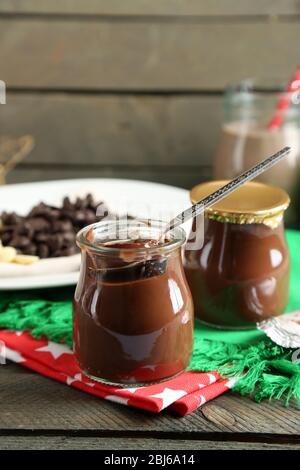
[
  {"left": 48, "top": 233, "right": 64, "bottom": 252},
  {"left": 1, "top": 194, "right": 111, "bottom": 258},
  {"left": 73, "top": 210, "right": 87, "bottom": 225},
  {"left": 0, "top": 231, "right": 12, "bottom": 244},
  {"left": 62, "top": 197, "right": 73, "bottom": 211},
  {"left": 29, "top": 217, "right": 51, "bottom": 232},
  {"left": 75, "top": 197, "right": 85, "bottom": 210},
  {"left": 59, "top": 247, "right": 78, "bottom": 257},
  {"left": 10, "top": 236, "right": 31, "bottom": 248},
  {"left": 86, "top": 193, "right": 94, "bottom": 208},
  {"left": 95, "top": 257, "right": 168, "bottom": 283},
  {"left": 52, "top": 219, "right": 73, "bottom": 233},
  {"left": 28, "top": 202, "right": 48, "bottom": 217},
  {"left": 84, "top": 209, "right": 97, "bottom": 225},
  {"left": 45, "top": 209, "right": 60, "bottom": 221},
  {"left": 143, "top": 258, "right": 168, "bottom": 278},
  {"left": 62, "top": 232, "right": 75, "bottom": 244},
  {"left": 1, "top": 212, "right": 23, "bottom": 226},
  {"left": 17, "top": 222, "right": 34, "bottom": 238},
  {"left": 22, "top": 244, "right": 37, "bottom": 256},
  {"left": 37, "top": 243, "right": 50, "bottom": 258},
  {"left": 0, "top": 225, "right": 14, "bottom": 234},
  {"left": 34, "top": 232, "right": 48, "bottom": 243}
]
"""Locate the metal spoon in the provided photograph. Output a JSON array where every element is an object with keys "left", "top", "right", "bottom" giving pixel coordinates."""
[{"left": 164, "top": 146, "right": 291, "bottom": 235}]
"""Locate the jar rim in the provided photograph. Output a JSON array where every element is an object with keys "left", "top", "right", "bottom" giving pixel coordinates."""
[
  {"left": 76, "top": 218, "right": 186, "bottom": 255},
  {"left": 190, "top": 181, "right": 290, "bottom": 227}
]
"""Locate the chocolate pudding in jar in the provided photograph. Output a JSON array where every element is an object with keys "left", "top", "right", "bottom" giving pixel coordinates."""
[
  {"left": 74, "top": 219, "right": 194, "bottom": 386},
  {"left": 184, "top": 181, "right": 290, "bottom": 329}
]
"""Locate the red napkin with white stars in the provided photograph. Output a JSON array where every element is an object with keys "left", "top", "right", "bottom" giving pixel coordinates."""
[{"left": 0, "top": 330, "right": 235, "bottom": 416}]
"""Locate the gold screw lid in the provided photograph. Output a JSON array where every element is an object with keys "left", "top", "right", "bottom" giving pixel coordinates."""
[{"left": 190, "top": 180, "right": 290, "bottom": 228}]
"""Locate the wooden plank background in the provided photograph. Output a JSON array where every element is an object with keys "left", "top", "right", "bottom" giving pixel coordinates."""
[
  {"left": 0, "top": 1, "right": 299, "bottom": 17},
  {"left": 0, "top": 1, "right": 299, "bottom": 188}
]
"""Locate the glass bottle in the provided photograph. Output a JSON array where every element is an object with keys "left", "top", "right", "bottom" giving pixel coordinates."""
[{"left": 214, "top": 78, "right": 300, "bottom": 224}]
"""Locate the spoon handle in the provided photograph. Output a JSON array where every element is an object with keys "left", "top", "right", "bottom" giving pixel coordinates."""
[{"left": 165, "top": 146, "right": 291, "bottom": 233}]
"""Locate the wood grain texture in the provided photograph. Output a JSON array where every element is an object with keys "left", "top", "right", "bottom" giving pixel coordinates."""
[
  {"left": 1, "top": 436, "right": 300, "bottom": 450},
  {"left": 0, "top": 0, "right": 298, "bottom": 17},
  {"left": 0, "top": 20, "right": 299, "bottom": 90},
  {"left": 1, "top": 364, "right": 300, "bottom": 438},
  {"left": 6, "top": 166, "right": 212, "bottom": 189},
  {"left": 0, "top": 93, "right": 221, "bottom": 167}
]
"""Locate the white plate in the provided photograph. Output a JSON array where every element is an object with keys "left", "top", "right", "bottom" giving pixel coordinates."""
[{"left": 0, "top": 178, "right": 190, "bottom": 290}]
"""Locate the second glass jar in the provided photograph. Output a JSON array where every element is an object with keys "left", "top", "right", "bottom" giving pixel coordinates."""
[{"left": 184, "top": 181, "right": 290, "bottom": 329}]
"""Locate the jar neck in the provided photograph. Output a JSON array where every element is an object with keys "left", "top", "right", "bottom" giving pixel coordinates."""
[
  {"left": 204, "top": 217, "right": 285, "bottom": 235},
  {"left": 82, "top": 243, "right": 182, "bottom": 266},
  {"left": 203, "top": 211, "right": 286, "bottom": 229},
  {"left": 77, "top": 219, "right": 186, "bottom": 261},
  {"left": 224, "top": 82, "right": 300, "bottom": 127}
]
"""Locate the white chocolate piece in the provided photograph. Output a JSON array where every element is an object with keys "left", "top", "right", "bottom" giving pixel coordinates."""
[
  {"left": 0, "top": 246, "right": 17, "bottom": 263},
  {"left": 14, "top": 254, "right": 39, "bottom": 265}
]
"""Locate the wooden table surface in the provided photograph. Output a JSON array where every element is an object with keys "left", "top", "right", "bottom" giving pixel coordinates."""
[{"left": 1, "top": 362, "right": 300, "bottom": 450}]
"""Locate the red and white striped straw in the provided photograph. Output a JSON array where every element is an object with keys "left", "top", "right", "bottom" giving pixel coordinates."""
[{"left": 267, "top": 65, "right": 300, "bottom": 131}]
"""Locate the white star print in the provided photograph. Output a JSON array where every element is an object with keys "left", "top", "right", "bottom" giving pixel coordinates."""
[
  {"left": 35, "top": 341, "right": 73, "bottom": 360},
  {"left": 66, "top": 373, "right": 82, "bottom": 385},
  {"left": 198, "top": 374, "right": 217, "bottom": 390},
  {"left": 63, "top": 372, "right": 96, "bottom": 387},
  {"left": 116, "top": 387, "right": 143, "bottom": 394},
  {"left": 85, "top": 381, "right": 95, "bottom": 387},
  {"left": 226, "top": 377, "right": 239, "bottom": 389},
  {"left": 4, "top": 346, "right": 25, "bottom": 363},
  {"left": 150, "top": 387, "right": 187, "bottom": 409},
  {"left": 198, "top": 394, "right": 206, "bottom": 406},
  {"left": 207, "top": 373, "right": 216, "bottom": 384},
  {"left": 105, "top": 395, "right": 129, "bottom": 405},
  {"left": 126, "top": 387, "right": 143, "bottom": 394}
]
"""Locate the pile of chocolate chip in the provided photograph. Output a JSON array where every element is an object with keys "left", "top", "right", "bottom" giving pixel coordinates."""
[{"left": 0, "top": 194, "right": 108, "bottom": 258}]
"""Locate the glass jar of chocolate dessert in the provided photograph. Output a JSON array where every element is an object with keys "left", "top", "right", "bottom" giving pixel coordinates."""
[
  {"left": 184, "top": 181, "right": 290, "bottom": 329},
  {"left": 213, "top": 79, "right": 300, "bottom": 224},
  {"left": 74, "top": 219, "right": 194, "bottom": 386}
]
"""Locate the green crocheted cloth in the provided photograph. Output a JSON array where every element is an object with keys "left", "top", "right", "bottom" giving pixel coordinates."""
[{"left": 0, "top": 230, "right": 300, "bottom": 406}]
